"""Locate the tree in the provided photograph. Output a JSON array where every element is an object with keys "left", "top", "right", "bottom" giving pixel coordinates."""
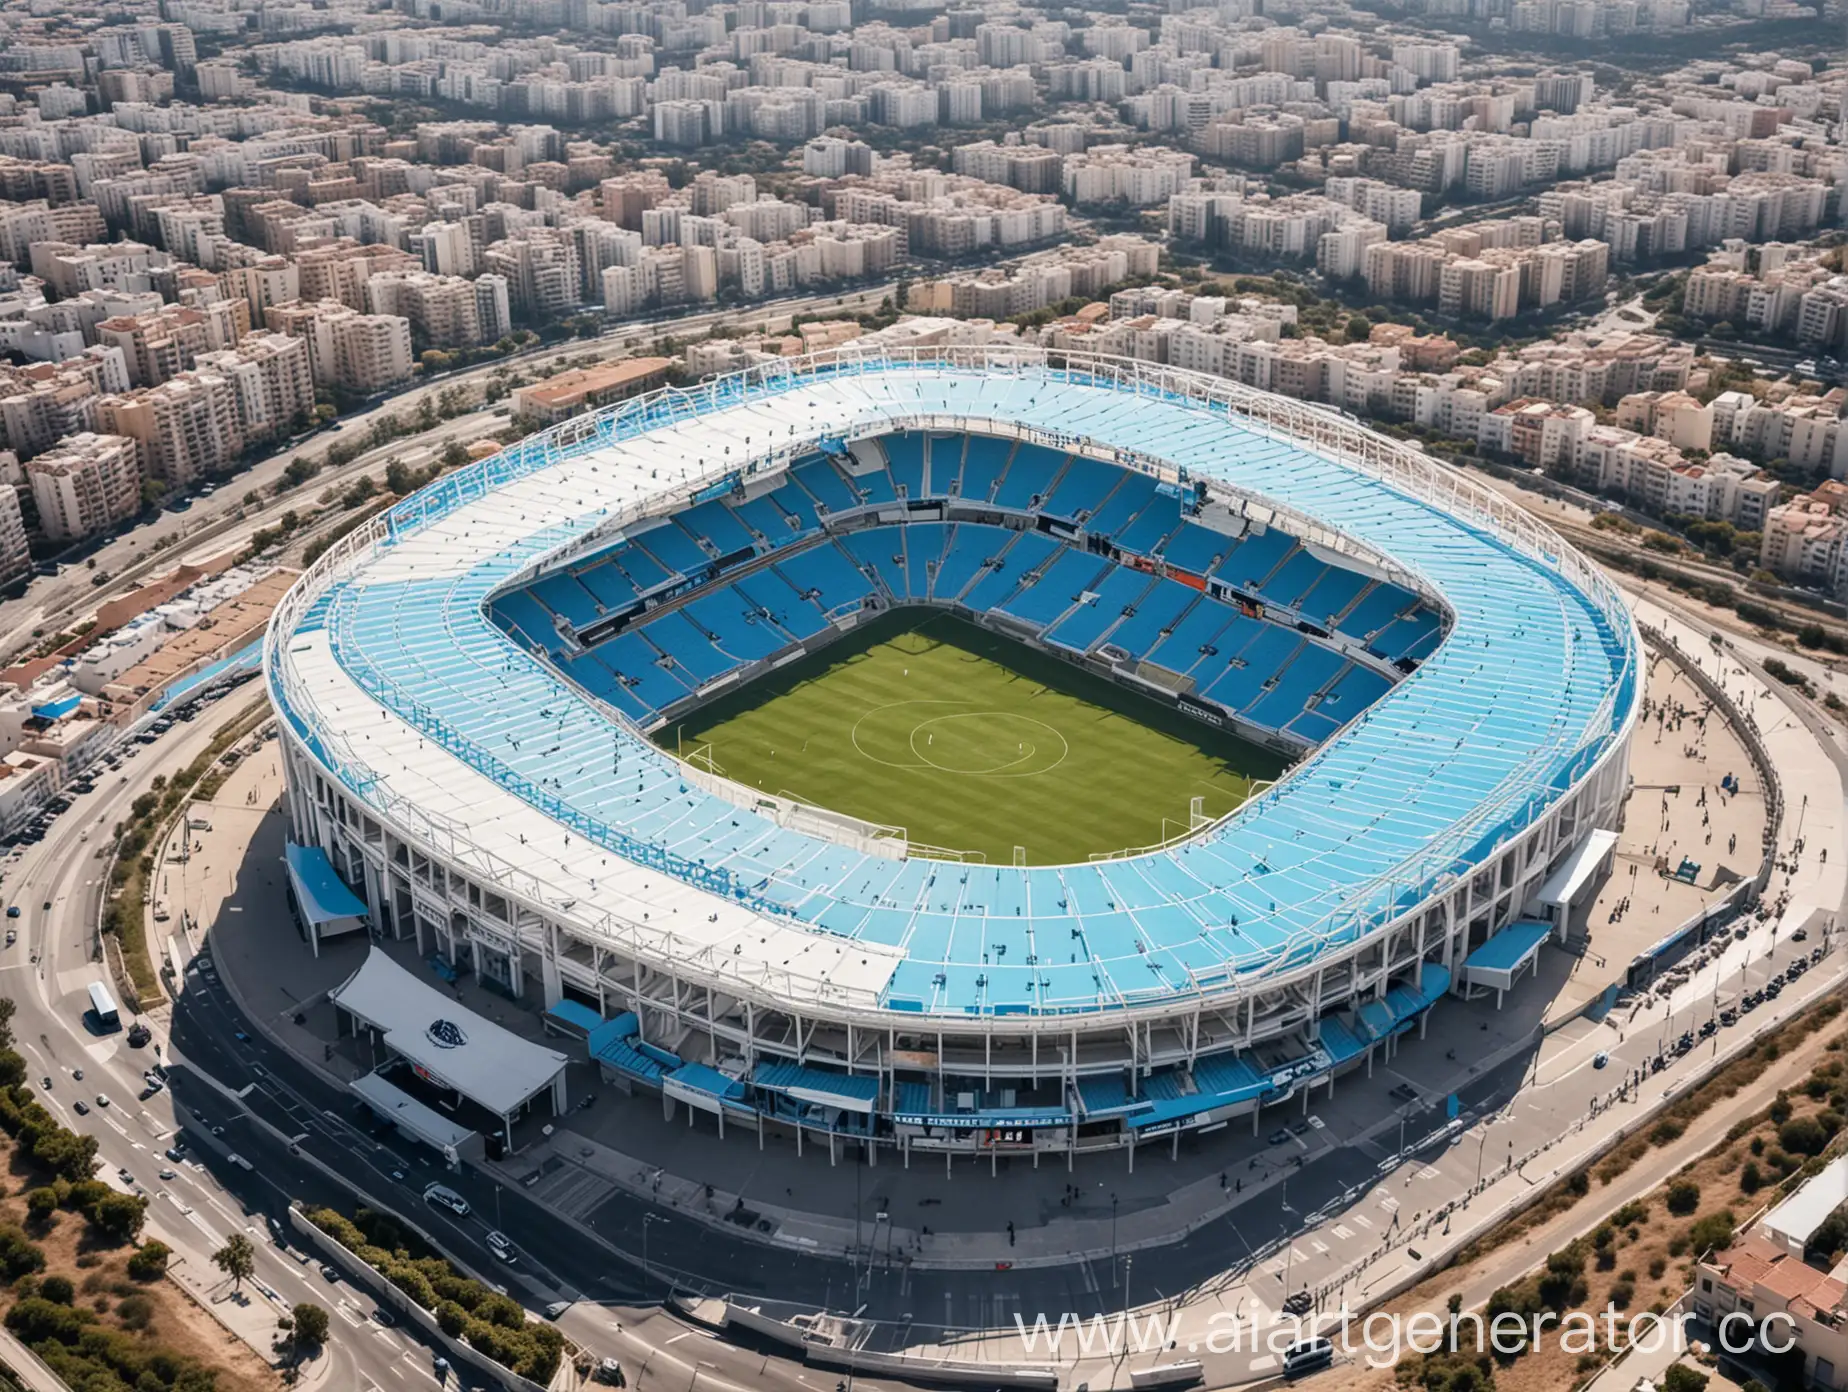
[
  {"left": 441, "top": 439, "right": 468, "bottom": 472},
  {"left": 1666, "top": 1179, "right": 1701, "bottom": 1215},
  {"left": 88, "top": 1192, "right": 146, "bottom": 1244},
  {"left": 290, "top": 1301, "right": 330, "bottom": 1352},
  {"left": 1662, "top": 1366, "right": 1709, "bottom": 1392},
  {"left": 213, "top": 1233, "right": 256, "bottom": 1292},
  {"left": 127, "top": 1240, "right": 171, "bottom": 1281}
]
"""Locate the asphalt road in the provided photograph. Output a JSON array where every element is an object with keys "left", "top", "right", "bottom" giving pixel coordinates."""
[{"left": 0, "top": 695, "right": 458, "bottom": 1390}]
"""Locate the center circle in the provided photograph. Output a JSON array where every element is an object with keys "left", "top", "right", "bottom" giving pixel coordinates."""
[{"left": 908, "top": 712, "right": 1069, "bottom": 777}]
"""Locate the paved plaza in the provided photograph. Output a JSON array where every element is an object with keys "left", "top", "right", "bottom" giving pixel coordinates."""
[{"left": 176, "top": 584, "right": 1848, "bottom": 1385}]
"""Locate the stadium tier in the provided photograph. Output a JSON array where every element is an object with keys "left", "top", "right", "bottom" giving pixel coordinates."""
[{"left": 269, "top": 351, "right": 1639, "bottom": 1156}]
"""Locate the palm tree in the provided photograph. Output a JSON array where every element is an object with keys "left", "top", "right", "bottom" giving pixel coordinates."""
[{"left": 213, "top": 1233, "right": 256, "bottom": 1292}]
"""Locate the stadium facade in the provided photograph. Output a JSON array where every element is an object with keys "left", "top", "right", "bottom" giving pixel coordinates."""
[{"left": 268, "top": 350, "right": 1640, "bottom": 1157}]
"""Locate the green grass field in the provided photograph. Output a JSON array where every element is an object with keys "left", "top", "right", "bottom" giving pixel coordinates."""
[{"left": 656, "top": 610, "right": 1290, "bottom": 865}]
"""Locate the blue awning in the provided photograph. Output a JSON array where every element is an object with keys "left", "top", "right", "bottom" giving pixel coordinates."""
[
  {"left": 1464, "top": 921, "right": 1552, "bottom": 985},
  {"left": 542, "top": 1000, "right": 603, "bottom": 1040},
  {"left": 1128, "top": 1094, "right": 1212, "bottom": 1130},
  {"left": 753, "top": 1060, "right": 879, "bottom": 1114},
  {"left": 666, "top": 1063, "right": 747, "bottom": 1102},
  {"left": 283, "top": 843, "right": 369, "bottom": 926},
  {"left": 594, "top": 1035, "right": 665, "bottom": 1085}
]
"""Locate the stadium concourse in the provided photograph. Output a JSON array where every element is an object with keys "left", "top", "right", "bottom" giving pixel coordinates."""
[{"left": 265, "top": 350, "right": 1640, "bottom": 1165}]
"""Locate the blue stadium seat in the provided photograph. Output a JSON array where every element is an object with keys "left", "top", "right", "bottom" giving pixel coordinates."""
[
  {"left": 1334, "top": 582, "right": 1409, "bottom": 641},
  {"left": 961, "top": 531, "right": 1058, "bottom": 612},
  {"left": 929, "top": 523, "right": 1006, "bottom": 602},
  {"left": 1145, "top": 597, "right": 1236, "bottom": 677},
  {"left": 882, "top": 433, "right": 927, "bottom": 500},
  {"left": 677, "top": 501, "right": 757, "bottom": 559},
  {"left": 1257, "top": 546, "right": 1331, "bottom": 610},
  {"left": 613, "top": 542, "right": 672, "bottom": 594},
  {"left": 1105, "top": 579, "right": 1200, "bottom": 660},
  {"left": 731, "top": 494, "right": 801, "bottom": 545},
  {"left": 1213, "top": 527, "right": 1295, "bottom": 590},
  {"left": 1296, "top": 565, "right": 1369, "bottom": 627},
  {"left": 848, "top": 463, "right": 898, "bottom": 508},
  {"left": 793, "top": 459, "right": 859, "bottom": 516},
  {"left": 531, "top": 573, "right": 601, "bottom": 629},
  {"left": 993, "top": 444, "right": 1066, "bottom": 511},
  {"left": 998, "top": 549, "right": 1108, "bottom": 629},
  {"left": 490, "top": 590, "right": 563, "bottom": 652},
  {"left": 955, "top": 436, "right": 1012, "bottom": 503},
  {"left": 1245, "top": 643, "right": 1345, "bottom": 730},
  {"left": 1083, "top": 471, "right": 1158, "bottom": 540},
  {"left": 1161, "top": 522, "right": 1237, "bottom": 576},
  {"left": 1113, "top": 492, "right": 1181, "bottom": 558},
  {"left": 1043, "top": 564, "right": 1152, "bottom": 653},
  {"left": 904, "top": 522, "right": 951, "bottom": 599},
  {"left": 633, "top": 521, "right": 710, "bottom": 579},
  {"left": 1041, "top": 456, "right": 1122, "bottom": 521},
  {"left": 839, "top": 529, "right": 911, "bottom": 601},
  {"left": 684, "top": 589, "right": 792, "bottom": 662},
  {"left": 641, "top": 611, "right": 738, "bottom": 686},
  {"left": 766, "top": 483, "right": 821, "bottom": 536},
  {"left": 576, "top": 559, "right": 638, "bottom": 611},
  {"left": 776, "top": 542, "right": 874, "bottom": 615}
]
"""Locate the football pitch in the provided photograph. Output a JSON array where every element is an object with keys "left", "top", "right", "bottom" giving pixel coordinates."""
[{"left": 656, "top": 610, "right": 1290, "bottom": 865}]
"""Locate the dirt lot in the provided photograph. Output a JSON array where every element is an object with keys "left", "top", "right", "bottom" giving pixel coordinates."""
[
  {"left": 1336, "top": 1010, "right": 1848, "bottom": 1392},
  {"left": 0, "top": 1140, "right": 281, "bottom": 1392}
]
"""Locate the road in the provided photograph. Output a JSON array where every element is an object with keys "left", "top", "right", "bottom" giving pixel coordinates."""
[
  {"left": 0, "top": 695, "right": 473, "bottom": 1391},
  {"left": 0, "top": 693, "right": 908, "bottom": 1388},
  {"left": 0, "top": 283, "right": 897, "bottom": 666}
]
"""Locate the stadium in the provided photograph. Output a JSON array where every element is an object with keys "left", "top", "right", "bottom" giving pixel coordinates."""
[{"left": 267, "top": 348, "right": 1641, "bottom": 1159}]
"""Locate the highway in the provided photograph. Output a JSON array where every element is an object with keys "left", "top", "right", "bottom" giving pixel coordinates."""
[
  {"left": 0, "top": 693, "right": 496, "bottom": 1391},
  {"left": 0, "top": 282, "right": 897, "bottom": 666}
]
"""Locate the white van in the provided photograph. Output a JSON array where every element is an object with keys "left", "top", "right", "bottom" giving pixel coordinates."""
[{"left": 1282, "top": 1336, "right": 1334, "bottom": 1378}]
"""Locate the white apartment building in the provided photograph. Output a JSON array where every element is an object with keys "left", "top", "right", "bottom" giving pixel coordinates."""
[{"left": 25, "top": 431, "right": 141, "bottom": 541}]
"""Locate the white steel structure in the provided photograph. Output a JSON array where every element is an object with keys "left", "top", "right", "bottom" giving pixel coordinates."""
[{"left": 267, "top": 350, "right": 1639, "bottom": 1154}]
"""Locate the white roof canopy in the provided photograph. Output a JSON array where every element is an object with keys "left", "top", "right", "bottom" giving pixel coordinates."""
[
  {"left": 1535, "top": 828, "right": 1618, "bottom": 909},
  {"left": 330, "top": 948, "right": 567, "bottom": 1117},
  {"left": 350, "top": 1071, "right": 476, "bottom": 1153}
]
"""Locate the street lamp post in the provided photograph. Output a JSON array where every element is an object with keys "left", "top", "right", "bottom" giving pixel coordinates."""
[
  {"left": 1109, "top": 1192, "right": 1120, "bottom": 1290},
  {"left": 640, "top": 1213, "right": 664, "bottom": 1300}
]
